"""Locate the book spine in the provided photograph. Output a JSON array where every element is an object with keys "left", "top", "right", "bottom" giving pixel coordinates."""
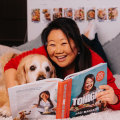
[
  {"left": 56, "top": 79, "right": 72, "bottom": 119},
  {"left": 66, "top": 79, "right": 72, "bottom": 118}
]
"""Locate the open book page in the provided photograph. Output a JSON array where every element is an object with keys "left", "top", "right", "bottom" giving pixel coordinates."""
[{"left": 8, "top": 78, "right": 63, "bottom": 120}]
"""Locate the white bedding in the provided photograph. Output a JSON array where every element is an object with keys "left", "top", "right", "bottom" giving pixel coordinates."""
[{"left": 0, "top": 109, "right": 120, "bottom": 120}]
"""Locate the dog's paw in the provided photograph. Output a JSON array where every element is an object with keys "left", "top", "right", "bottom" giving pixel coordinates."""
[{"left": 0, "top": 106, "right": 11, "bottom": 117}]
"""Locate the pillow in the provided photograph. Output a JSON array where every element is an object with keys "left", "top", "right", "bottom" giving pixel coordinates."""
[
  {"left": 0, "top": 45, "right": 21, "bottom": 79},
  {"left": 14, "top": 34, "right": 43, "bottom": 51},
  {"left": 82, "top": 34, "right": 111, "bottom": 70},
  {"left": 0, "top": 45, "right": 21, "bottom": 56},
  {"left": 103, "top": 33, "right": 120, "bottom": 74},
  {"left": 114, "top": 74, "right": 120, "bottom": 89}
]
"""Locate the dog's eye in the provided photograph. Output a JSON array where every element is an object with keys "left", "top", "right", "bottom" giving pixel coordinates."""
[
  {"left": 45, "top": 66, "right": 50, "bottom": 72},
  {"left": 30, "top": 65, "right": 36, "bottom": 71}
]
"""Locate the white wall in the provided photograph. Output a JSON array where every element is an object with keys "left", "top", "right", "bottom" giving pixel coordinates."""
[{"left": 27, "top": 0, "right": 120, "bottom": 45}]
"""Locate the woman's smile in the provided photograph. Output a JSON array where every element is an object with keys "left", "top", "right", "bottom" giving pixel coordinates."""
[
  {"left": 84, "top": 78, "right": 94, "bottom": 91},
  {"left": 55, "top": 55, "right": 67, "bottom": 62}
]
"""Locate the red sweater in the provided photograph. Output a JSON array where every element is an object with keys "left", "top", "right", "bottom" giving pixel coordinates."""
[{"left": 4, "top": 45, "right": 120, "bottom": 110}]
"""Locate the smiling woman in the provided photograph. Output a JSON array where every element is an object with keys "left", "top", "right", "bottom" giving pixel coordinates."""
[
  {"left": 47, "top": 29, "right": 78, "bottom": 71},
  {"left": 41, "top": 17, "right": 92, "bottom": 78},
  {"left": 78, "top": 74, "right": 96, "bottom": 97}
]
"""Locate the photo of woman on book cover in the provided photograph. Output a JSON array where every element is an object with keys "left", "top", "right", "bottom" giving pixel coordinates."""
[
  {"left": 70, "top": 74, "right": 106, "bottom": 116},
  {"left": 34, "top": 90, "right": 56, "bottom": 115},
  {"left": 78, "top": 74, "right": 96, "bottom": 97}
]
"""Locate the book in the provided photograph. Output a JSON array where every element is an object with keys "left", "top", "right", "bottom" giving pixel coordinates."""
[
  {"left": 57, "top": 63, "right": 107, "bottom": 119},
  {"left": 8, "top": 63, "right": 107, "bottom": 119}
]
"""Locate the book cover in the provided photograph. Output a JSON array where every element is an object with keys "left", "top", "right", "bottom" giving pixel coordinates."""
[{"left": 57, "top": 63, "right": 107, "bottom": 118}]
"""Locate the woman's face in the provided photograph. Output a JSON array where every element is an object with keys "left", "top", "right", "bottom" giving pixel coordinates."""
[
  {"left": 47, "top": 29, "right": 78, "bottom": 68},
  {"left": 41, "top": 92, "right": 49, "bottom": 100},
  {"left": 84, "top": 78, "right": 94, "bottom": 92}
]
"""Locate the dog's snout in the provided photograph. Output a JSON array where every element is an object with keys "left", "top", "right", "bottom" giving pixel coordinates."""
[{"left": 37, "top": 75, "right": 46, "bottom": 81}]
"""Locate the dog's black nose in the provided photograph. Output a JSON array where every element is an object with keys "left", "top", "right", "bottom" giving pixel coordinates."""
[{"left": 37, "top": 75, "right": 46, "bottom": 81}]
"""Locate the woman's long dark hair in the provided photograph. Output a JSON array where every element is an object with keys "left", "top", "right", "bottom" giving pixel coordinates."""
[
  {"left": 77, "top": 74, "right": 96, "bottom": 98},
  {"left": 41, "top": 17, "right": 91, "bottom": 78},
  {"left": 38, "top": 90, "right": 54, "bottom": 109}
]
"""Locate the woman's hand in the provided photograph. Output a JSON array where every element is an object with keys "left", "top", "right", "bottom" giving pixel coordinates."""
[
  {"left": 52, "top": 107, "right": 56, "bottom": 111},
  {"left": 32, "top": 104, "right": 38, "bottom": 108},
  {"left": 96, "top": 85, "right": 118, "bottom": 105}
]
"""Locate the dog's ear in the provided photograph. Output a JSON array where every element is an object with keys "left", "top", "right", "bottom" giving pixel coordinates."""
[
  {"left": 0, "top": 52, "right": 18, "bottom": 70},
  {"left": 17, "top": 62, "right": 27, "bottom": 85},
  {"left": 11, "top": 53, "right": 18, "bottom": 58},
  {"left": 50, "top": 65, "right": 57, "bottom": 78}
]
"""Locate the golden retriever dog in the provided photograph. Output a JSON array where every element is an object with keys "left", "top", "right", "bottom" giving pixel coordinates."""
[{"left": 0, "top": 53, "right": 56, "bottom": 117}]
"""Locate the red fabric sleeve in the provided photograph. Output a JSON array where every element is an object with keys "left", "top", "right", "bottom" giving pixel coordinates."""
[
  {"left": 91, "top": 50, "right": 120, "bottom": 110},
  {"left": 4, "top": 45, "right": 47, "bottom": 71}
]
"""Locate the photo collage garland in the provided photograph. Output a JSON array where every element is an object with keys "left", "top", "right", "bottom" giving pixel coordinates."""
[{"left": 31, "top": 7, "right": 118, "bottom": 23}]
